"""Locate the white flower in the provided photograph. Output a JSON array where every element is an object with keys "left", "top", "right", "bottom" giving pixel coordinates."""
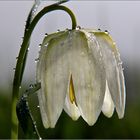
[{"left": 36, "top": 29, "right": 126, "bottom": 128}]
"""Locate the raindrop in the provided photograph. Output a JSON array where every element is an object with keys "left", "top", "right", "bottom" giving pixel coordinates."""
[
  {"left": 39, "top": 137, "right": 42, "bottom": 140},
  {"left": 105, "top": 30, "right": 109, "bottom": 33},
  {"left": 29, "top": 84, "right": 33, "bottom": 88},
  {"left": 33, "top": 121, "right": 36, "bottom": 125},
  {"left": 113, "top": 42, "right": 116, "bottom": 46},
  {"left": 44, "top": 43, "right": 48, "bottom": 48},
  {"left": 45, "top": 33, "right": 48, "bottom": 36},
  {"left": 27, "top": 48, "right": 30, "bottom": 51},
  {"left": 57, "top": 29, "right": 60, "bottom": 32},
  {"left": 35, "top": 58, "right": 39, "bottom": 63},
  {"left": 25, "top": 29, "right": 28, "bottom": 32},
  {"left": 118, "top": 62, "right": 123, "bottom": 66},
  {"left": 37, "top": 105, "right": 40, "bottom": 108},
  {"left": 76, "top": 25, "right": 81, "bottom": 30},
  {"left": 33, "top": 131, "right": 36, "bottom": 134},
  {"left": 38, "top": 44, "right": 42, "bottom": 48}
]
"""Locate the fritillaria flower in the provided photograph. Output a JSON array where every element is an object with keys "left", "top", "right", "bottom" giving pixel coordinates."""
[{"left": 36, "top": 29, "right": 126, "bottom": 128}]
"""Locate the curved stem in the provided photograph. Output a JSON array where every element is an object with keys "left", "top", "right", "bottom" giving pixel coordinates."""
[{"left": 11, "top": 3, "right": 77, "bottom": 139}]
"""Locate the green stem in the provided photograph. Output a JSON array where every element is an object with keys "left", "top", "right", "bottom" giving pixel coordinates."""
[{"left": 11, "top": 3, "right": 77, "bottom": 139}]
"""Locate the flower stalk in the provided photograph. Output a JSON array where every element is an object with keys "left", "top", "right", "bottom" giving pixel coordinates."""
[{"left": 11, "top": 1, "right": 77, "bottom": 139}]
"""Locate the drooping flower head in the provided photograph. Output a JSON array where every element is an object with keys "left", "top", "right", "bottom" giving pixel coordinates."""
[{"left": 36, "top": 29, "right": 126, "bottom": 128}]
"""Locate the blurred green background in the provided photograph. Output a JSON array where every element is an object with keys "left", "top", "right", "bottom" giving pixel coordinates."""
[
  {"left": 1, "top": 65, "right": 140, "bottom": 139},
  {"left": 0, "top": 1, "right": 140, "bottom": 139}
]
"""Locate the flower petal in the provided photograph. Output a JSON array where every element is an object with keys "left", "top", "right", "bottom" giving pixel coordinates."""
[
  {"left": 94, "top": 32, "right": 126, "bottom": 118},
  {"left": 64, "top": 75, "right": 80, "bottom": 121},
  {"left": 102, "top": 81, "right": 114, "bottom": 118},
  {"left": 37, "top": 31, "right": 70, "bottom": 128},
  {"left": 67, "top": 30, "right": 106, "bottom": 125}
]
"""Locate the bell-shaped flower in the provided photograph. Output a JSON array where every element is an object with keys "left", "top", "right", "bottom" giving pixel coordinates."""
[{"left": 36, "top": 29, "right": 126, "bottom": 128}]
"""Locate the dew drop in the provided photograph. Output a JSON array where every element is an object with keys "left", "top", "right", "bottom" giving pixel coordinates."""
[
  {"left": 33, "top": 121, "right": 36, "bottom": 125},
  {"left": 104, "top": 30, "right": 109, "bottom": 34},
  {"left": 39, "top": 137, "right": 42, "bottom": 140},
  {"left": 45, "top": 43, "right": 48, "bottom": 48},
  {"left": 113, "top": 42, "right": 116, "bottom": 46},
  {"left": 57, "top": 29, "right": 60, "bottom": 32},
  {"left": 38, "top": 44, "right": 42, "bottom": 48},
  {"left": 33, "top": 131, "right": 36, "bottom": 134},
  {"left": 29, "top": 84, "right": 33, "bottom": 88},
  {"left": 76, "top": 25, "right": 81, "bottom": 30},
  {"left": 27, "top": 48, "right": 30, "bottom": 51},
  {"left": 118, "top": 61, "right": 123, "bottom": 66},
  {"left": 45, "top": 33, "right": 48, "bottom": 36},
  {"left": 13, "top": 68, "right": 16, "bottom": 71},
  {"left": 37, "top": 105, "right": 40, "bottom": 108},
  {"left": 35, "top": 58, "right": 39, "bottom": 63}
]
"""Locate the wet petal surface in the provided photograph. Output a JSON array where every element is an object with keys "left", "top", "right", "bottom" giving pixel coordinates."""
[
  {"left": 67, "top": 31, "right": 106, "bottom": 125},
  {"left": 94, "top": 32, "right": 126, "bottom": 118}
]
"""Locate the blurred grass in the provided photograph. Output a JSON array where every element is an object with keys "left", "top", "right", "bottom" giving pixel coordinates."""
[{"left": 0, "top": 66, "right": 140, "bottom": 139}]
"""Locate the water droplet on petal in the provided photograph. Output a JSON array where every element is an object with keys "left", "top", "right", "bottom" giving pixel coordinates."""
[
  {"left": 118, "top": 61, "right": 123, "bottom": 66},
  {"left": 105, "top": 30, "right": 109, "bottom": 34},
  {"left": 35, "top": 58, "right": 39, "bottom": 63},
  {"left": 44, "top": 43, "right": 48, "bottom": 48},
  {"left": 45, "top": 33, "right": 48, "bottom": 36},
  {"left": 57, "top": 29, "right": 60, "bottom": 32},
  {"left": 38, "top": 44, "right": 42, "bottom": 48},
  {"left": 76, "top": 26, "right": 81, "bottom": 30},
  {"left": 29, "top": 84, "right": 33, "bottom": 88},
  {"left": 113, "top": 42, "right": 116, "bottom": 46}
]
